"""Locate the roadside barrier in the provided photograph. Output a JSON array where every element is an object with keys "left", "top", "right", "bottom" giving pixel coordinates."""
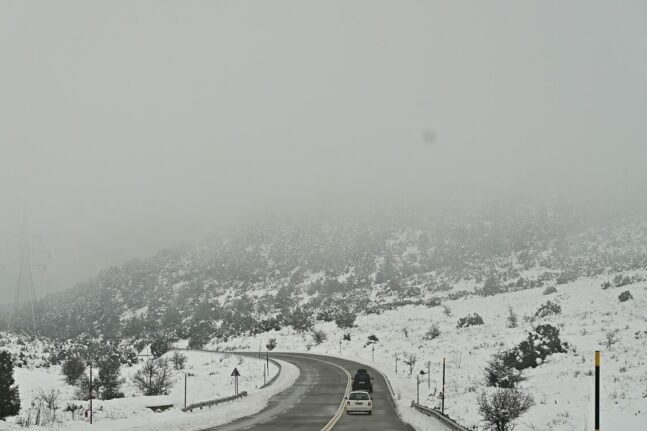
[
  {"left": 411, "top": 401, "right": 471, "bottom": 431},
  {"left": 182, "top": 391, "right": 248, "bottom": 412}
]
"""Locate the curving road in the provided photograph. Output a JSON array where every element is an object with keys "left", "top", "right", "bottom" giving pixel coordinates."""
[{"left": 202, "top": 352, "right": 415, "bottom": 431}]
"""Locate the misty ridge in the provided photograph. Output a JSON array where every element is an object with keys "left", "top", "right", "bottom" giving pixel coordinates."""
[{"left": 5, "top": 200, "right": 646, "bottom": 345}]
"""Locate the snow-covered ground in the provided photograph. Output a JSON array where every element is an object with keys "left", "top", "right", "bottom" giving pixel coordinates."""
[
  {"left": 0, "top": 349, "right": 298, "bottom": 431},
  {"left": 213, "top": 274, "right": 647, "bottom": 431}
]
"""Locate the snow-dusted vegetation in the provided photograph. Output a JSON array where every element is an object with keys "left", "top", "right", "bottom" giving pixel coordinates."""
[{"left": 213, "top": 274, "right": 647, "bottom": 431}]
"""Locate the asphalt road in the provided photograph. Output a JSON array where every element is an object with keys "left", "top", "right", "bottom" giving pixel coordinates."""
[{"left": 203, "top": 352, "right": 415, "bottom": 431}]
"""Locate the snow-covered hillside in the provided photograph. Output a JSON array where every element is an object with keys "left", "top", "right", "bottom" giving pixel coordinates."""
[{"left": 211, "top": 274, "right": 647, "bottom": 431}]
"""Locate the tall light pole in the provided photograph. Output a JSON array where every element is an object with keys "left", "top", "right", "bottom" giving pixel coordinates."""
[
  {"left": 441, "top": 357, "right": 446, "bottom": 415},
  {"left": 88, "top": 361, "right": 93, "bottom": 424}
]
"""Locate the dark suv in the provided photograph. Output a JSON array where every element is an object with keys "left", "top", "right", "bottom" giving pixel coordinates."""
[{"left": 351, "top": 368, "right": 373, "bottom": 392}]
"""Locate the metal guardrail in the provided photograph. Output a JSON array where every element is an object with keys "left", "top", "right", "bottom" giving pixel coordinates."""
[
  {"left": 411, "top": 401, "right": 472, "bottom": 431},
  {"left": 182, "top": 391, "right": 248, "bottom": 412}
]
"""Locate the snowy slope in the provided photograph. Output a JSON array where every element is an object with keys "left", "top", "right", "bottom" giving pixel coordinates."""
[{"left": 211, "top": 274, "right": 647, "bottom": 431}]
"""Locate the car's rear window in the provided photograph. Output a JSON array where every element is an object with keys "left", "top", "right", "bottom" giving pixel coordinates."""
[
  {"left": 349, "top": 392, "right": 369, "bottom": 400},
  {"left": 355, "top": 373, "right": 370, "bottom": 380}
]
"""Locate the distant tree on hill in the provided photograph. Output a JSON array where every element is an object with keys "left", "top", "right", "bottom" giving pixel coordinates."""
[
  {"left": 0, "top": 351, "right": 20, "bottom": 420},
  {"left": 457, "top": 313, "right": 485, "bottom": 328},
  {"left": 266, "top": 338, "right": 277, "bottom": 351}
]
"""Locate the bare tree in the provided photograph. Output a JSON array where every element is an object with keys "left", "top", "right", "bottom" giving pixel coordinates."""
[
  {"left": 402, "top": 352, "right": 417, "bottom": 375},
  {"left": 477, "top": 388, "right": 534, "bottom": 431},
  {"left": 170, "top": 351, "right": 187, "bottom": 370}
]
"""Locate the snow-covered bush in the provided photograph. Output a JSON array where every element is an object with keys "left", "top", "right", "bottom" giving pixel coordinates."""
[
  {"left": 312, "top": 329, "right": 327, "bottom": 346},
  {"left": 266, "top": 338, "right": 277, "bottom": 351},
  {"left": 334, "top": 308, "right": 357, "bottom": 329},
  {"left": 618, "top": 290, "right": 633, "bottom": 302},
  {"left": 509, "top": 324, "right": 567, "bottom": 370},
  {"left": 534, "top": 301, "right": 561, "bottom": 318},
  {"left": 477, "top": 387, "right": 534, "bottom": 431},
  {"left": 457, "top": 313, "right": 485, "bottom": 328},
  {"left": 423, "top": 324, "right": 441, "bottom": 340},
  {"left": 484, "top": 350, "right": 524, "bottom": 388},
  {"left": 543, "top": 286, "right": 557, "bottom": 295}
]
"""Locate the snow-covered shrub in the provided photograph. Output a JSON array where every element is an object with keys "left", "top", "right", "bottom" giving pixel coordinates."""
[
  {"left": 266, "top": 338, "right": 277, "bottom": 351},
  {"left": 534, "top": 301, "right": 561, "bottom": 318},
  {"left": 484, "top": 350, "right": 524, "bottom": 388},
  {"left": 509, "top": 324, "right": 567, "bottom": 370},
  {"left": 477, "top": 388, "right": 533, "bottom": 431},
  {"left": 334, "top": 308, "right": 357, "bottom": 329},
  {"left": 613, "top": 274, "right": 631, "bottom": 287},
  {"left": 312, "top": 329, "right": 327, "bottom": 346},
  {"left": 62, "top": 356, "right": 86, "bottom": 385},
  {"left": 457, "top": 313, "right": 485, "bottom": 328},
  {"left": 543, "top": 286, "right": 557, "bottom": 295},
  {"left": 423, "top": 324, "right": 441, "bottom": 340},
  {"left": 366, "top": 334, "right": 379, "bottom": 345},
  {"left": 343, "top": 333, "right": 351, "bottom": 341},
  {"left": 618, "top": 290, "right": 633, "bottom": 302}
]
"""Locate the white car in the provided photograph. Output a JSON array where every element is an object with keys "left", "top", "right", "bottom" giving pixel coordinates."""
[{"left": 345, "top": 390, "right": 373, "bottom": 415}]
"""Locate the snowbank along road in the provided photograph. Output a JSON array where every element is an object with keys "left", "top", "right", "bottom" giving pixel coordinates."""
[{"left": 202, "top": 352, "right": 415, "bottom": 431}]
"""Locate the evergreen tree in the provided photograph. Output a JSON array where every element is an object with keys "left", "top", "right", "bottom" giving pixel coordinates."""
[
  {"left": 0, "top": 351, "right": 21, "bottom": 420},
  {"left": 97, "top": 357, "right": 124, "bottom": 400}
]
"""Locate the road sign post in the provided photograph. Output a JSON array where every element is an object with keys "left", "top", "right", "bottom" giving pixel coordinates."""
[{"left": 231, "top": 367, "right": 241, "bottom": 396}]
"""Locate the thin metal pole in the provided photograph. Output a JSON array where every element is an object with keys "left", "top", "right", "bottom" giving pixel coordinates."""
[
  {"left": 263, "top": 366, "right": 266, "bottom": 385},
  {"left": 427, "top": 362, "right": 431, "bottom": 389},
  {"left": 441, "top": 357, "right": 446, "bottom": 415},
  {"left": 184, "top": 372, "right": 187, "bottom": 408},
  {"left": 595, "top": 351, "right": 600, "bottom": 431},
  {"left": 89, "top": 363, "right": 93, "bottom": 424},
  {"left": 266, "top": 351, "right": 269, "bottom": 376},
  {"left": 395, "top": 354, "right": 398, "bottom": 374},
  {"left": 339, "top": 339, "right": 342, "bottom": 356},
  {"left": 416, "top": 374, "right": 420, "bottom": 404},
  {"left": 372, "top": 345, "right": 375, "bottom": 362}
]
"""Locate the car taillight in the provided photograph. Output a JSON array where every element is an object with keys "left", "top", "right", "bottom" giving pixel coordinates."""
[
  {"left": 368, "top": 401, "right": 372, "bottom": 406},
  {"left": 347, "top": 401, "right": 350, "bottom": 406}
]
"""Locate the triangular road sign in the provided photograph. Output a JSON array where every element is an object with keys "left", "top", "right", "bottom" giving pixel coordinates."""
[{"left": 231, "top": 367, "right": 241, "bottom": 377}]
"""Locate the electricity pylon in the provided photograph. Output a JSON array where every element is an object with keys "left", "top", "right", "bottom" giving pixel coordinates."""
[{"left": 3, "top": 215, "right": 48, "bottom": 335}]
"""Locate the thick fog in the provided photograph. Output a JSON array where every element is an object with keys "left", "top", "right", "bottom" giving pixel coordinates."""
[{"left": 1, "top": 1, "right": 646, "bottom": 300}]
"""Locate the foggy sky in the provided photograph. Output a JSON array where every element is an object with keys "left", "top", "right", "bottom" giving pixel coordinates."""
[{"left": 1, "top": 1, "right": 647, "bottom": 300}]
